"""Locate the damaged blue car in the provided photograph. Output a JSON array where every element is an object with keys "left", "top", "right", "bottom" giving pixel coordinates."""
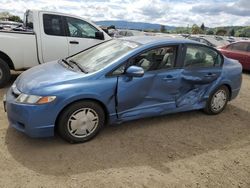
[{"left": 5, "top": 36, "right": 242, "bottom": 143}]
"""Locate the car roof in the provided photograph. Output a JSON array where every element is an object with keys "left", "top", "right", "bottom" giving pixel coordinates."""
[{"left": 121, "top": 36, "right": 200, "bottom": 45}]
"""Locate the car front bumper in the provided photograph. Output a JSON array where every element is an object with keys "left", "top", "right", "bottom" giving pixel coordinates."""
[{"left": 4, "top": 89, "right": 55, "bottom": 138}]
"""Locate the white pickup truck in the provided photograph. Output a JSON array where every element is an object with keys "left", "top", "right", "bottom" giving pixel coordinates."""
[{"left": 0, "top": 10, "right": 111, "bottom": 87}]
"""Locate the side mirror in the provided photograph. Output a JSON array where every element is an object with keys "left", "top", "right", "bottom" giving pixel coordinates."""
[
  {"left": 126, "top": 66, "right": 144, "bottom": 77},
  {"left": 95, "top": 31, "right": 105, "bottom": 40}
]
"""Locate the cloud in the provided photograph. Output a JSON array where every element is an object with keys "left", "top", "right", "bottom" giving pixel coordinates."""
[
  {"left": 191, "top": 0, "right": 250, "bottom": 17},
  {"left": 0, "top": 0, "right": 249, "bottom": 27}
]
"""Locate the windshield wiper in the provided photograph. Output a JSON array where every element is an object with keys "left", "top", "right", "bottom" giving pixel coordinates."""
[
  {"left": 61, "top": 59, "right": 74, "bottom": 69},
  {"left": 69, "top": 59, "right": 88, "bottom": 73}
]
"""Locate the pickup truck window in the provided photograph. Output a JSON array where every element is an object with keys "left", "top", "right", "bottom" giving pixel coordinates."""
[
  {"left": 43, "top": 14, "right": 65, "bottom": 36},
  {"left": 66, "top": 17, "right": 98, "bottom": 38},
  {"left": 24, "top": 10, "right": 33, "bottom": 29}
]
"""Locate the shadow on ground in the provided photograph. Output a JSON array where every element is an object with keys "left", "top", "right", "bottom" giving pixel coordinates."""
[{"left": 5, "top": 104, "right": 250, "bottom": 176}]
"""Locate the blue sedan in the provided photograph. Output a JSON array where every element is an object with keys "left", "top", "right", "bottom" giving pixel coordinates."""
[{"left": 5, "top": 37, "right": 242, "bottom": 143}]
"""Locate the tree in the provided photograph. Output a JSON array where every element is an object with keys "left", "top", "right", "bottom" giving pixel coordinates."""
[
  {"left": 200, "top": 23, "right": 205, "bottom": 31},
  {"left": 8, "top": 15, "right": 23, "bottom": 23},
  {"left": 216, "top": 28, "right": 227, "bottom": 36},
  {"left": 107, "top": 25, "right": 116, "bottom": 30},
  {"left": 0, "top": 12, "right": 22, "bottom": 22},
  {"left": 0, "top": 12, "right": 11, "bottom": 20},
  {"left": 160, "top": 25, "right": 166, "bottom": 33},
  {"left": 229, "top": 28, "right": 235, "bottom": 36},
  {"left": 191, "top": 24, "right": 202, "bottom": 34},
  {"left": 206, "top": 30, "right": 214, "bottom": 35},
  {"left": 235, "top": 26, "right": 250, "bottom": 37}
]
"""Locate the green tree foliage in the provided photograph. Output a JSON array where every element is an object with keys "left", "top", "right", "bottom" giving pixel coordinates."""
[
  {"left": 229, "top": 28, "right": 235, "bottom": 36},
  {"left": 0, "top": 11, "right": 11, "bottom": 20},
  {"left": 206, "top": 30, "right": 214, "bottom": 35},
  {"left": 216, "top": 28, "right": 227, "bottom": 36},
  {"left": 167, "top": 25, "right": 249, "bottom": 38},
  {"left": 160, "top": 25, "right": 166, "bottom": 33},
  {"left": 191, "top": 24, "right": 203, "bottom": 34},
  {"left": 200, "top": 23, "right": 205, "bottom": 31},
  {"left": 174, "top": 27, "right": 190, "bottom": 34},
  {"left": 107, "top": 25, "right": 116, "bottom": 29},
  {"left": 0, "top": 12, "right": 22, "bottom": 23},
  {"left": 8, "top": 15, "right": 23, "bottom": 23},
  {"left": 235, "top": 26, "right": 250, "bottom": 37}
]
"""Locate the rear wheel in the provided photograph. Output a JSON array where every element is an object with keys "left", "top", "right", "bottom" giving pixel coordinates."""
[
  {"left": 0, "top": 58, "right": 11, "bottom": 88},
  {"left": 57, "top": 101, "right": 105, "bottom": 143},
  {"left": 204, "top": 85, "right": 229, "bottom": 115}
]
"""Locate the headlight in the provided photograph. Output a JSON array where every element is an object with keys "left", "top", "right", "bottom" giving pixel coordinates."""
[{"left": 16, "top": 93, "right": 56, "bottom": 104}]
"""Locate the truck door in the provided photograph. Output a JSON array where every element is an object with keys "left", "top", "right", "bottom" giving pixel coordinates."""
[
  {"left": 64, "top": 16, "right": 107, "bottom": 56},
  {"left": 40, "top": 13, "right": 69, "bottom": 63}
]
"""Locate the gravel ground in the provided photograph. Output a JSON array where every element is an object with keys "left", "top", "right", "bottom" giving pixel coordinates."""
[{"left": 0, "top": 73, "right": 249, "bottom": 188}]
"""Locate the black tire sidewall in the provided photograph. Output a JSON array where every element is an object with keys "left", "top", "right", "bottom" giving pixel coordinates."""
[
  {"left": 205, "top": 85, "right": 229, "bottom": 115},
  {"left": 57, "top": 101, "right": 105, "bottom": 143},
  {"left": 0, "top": 58, "right": 11, "bottom": 88}
]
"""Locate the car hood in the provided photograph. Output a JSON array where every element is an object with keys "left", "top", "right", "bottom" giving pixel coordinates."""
[{"left": 16, "top": 61, "right": 85, "bottom": 93}]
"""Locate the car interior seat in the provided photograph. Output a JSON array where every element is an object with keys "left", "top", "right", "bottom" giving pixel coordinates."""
[
  {"left": 138, "top": 52, "right": 156, "bottom": 71},
  {"left": 158, "top": 49, "right": 174, "bottom": 69}
]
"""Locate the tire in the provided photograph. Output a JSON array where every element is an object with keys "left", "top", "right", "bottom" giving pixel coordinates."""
[
  {"left": 0, "top": 58, "right": 11, "bottom": 88},
  {"left": 204, "top": 85, "right": 229, "bottom": 115},
  {"left": 57, "top": 101, "right": 105, "bottom": 143}
]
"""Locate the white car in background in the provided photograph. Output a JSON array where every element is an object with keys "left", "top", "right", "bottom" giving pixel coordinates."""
[
  {"left": 0, "top": 21, "right": 22, "bottom": 30},
  {"left": 0, "top": 10, "right": 111, "bottom": 87},
  {"left": 187, "top": 35, "right": 230, "bottom": 48}
]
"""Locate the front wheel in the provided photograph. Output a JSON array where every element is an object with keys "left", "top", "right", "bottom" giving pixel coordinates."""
[
  {"left": 204, "top": 85, "right": 229, "bottom": 115},
  {"left": 57, "top": 101, "right": 105, "bottom": 143}
]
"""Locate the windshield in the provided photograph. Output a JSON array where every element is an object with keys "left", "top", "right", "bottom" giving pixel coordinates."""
[{"left": 67, "top": 39, "right": 140, "bottom": 73}]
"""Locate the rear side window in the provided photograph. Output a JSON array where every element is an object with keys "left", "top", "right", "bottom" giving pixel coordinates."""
[
  {"left": 247, "top": 44, "right": 250, "bottom": 52},
  {"left": 228, "top": 42, "right": 248, "bottom": 52},
  {"left": 24, "top": 10, "right": 33, "bottom": 29},
  {"left": 43, "top": 14, "right": 65, "bottom": 36},
  {"left": 184, "top": 45, "right": 222, "bottom": 68}
]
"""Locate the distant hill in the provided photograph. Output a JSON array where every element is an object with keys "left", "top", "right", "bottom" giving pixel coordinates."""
[{"left": 95, "top": 20, "right": 176, "bottom": 31}]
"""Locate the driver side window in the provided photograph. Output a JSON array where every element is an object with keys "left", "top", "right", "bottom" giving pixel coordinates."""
[
  {"left": 111, "top": 46, "right": 177, "bottom": 76},
  {"left": 130, "top": 46, "right": 177, "bottom": 72},
  {"left": 66, "top": 17, "right": 98, "bottom": 38}
]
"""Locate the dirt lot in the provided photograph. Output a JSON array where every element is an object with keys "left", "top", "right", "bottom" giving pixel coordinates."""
[{"left": 0, "top": 73, "right": 249, "bottom": 188}]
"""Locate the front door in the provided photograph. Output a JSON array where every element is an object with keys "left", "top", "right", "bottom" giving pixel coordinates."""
[
  {"left": 116, "top": 45, "right": 181, "bottom": 120},
  {"left": 65, "top": 16, "right": 106, "bottom": 56}
]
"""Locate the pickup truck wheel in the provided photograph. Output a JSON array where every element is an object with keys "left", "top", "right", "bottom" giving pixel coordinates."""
[
  {"left": 57, "top": 101, "right": 105, "bottom": 143},
  {"left": 204, "top": 85, "right": 229, "bottom": 115},
  {"left": 0, "top": 58, "right": 11, "bottom": 88}
]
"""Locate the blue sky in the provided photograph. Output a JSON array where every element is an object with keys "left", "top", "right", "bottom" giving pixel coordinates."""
[{"left": 1, "top": 0, "right": 250, "bottom": 27}]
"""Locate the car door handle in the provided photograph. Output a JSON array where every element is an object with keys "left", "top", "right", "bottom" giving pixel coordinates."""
[
  {"left": 204, "top": 73, "right": 217, "bottom": 77},
  {"left": 69, "top": 41, "right": 79, "bottom": 44},
  {"left": 162, "top": 75, "right": 176, "bottom": 81}
]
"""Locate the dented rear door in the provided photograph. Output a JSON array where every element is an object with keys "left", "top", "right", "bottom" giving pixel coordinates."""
[{"left": 176, "top": 44, "right": 223, "bottom": 108}]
